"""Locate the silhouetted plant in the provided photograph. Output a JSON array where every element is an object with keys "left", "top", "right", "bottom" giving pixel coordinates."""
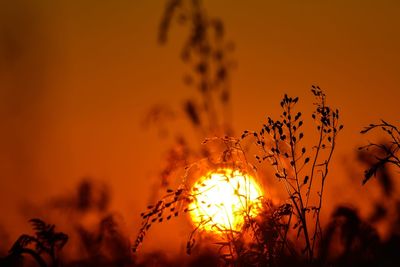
[
  {"left": 49, "top": 179, "right": 134, "bottom": 267},
  {"left": 241, "top": 86, "right": 343, "bottom": 262},
  {"left": 75, "top": 214, "right": 132, "bottom": 266},
  {"left": 359, "top": 120, "right": 400, "bottom": 185},
  {"left": 5, "top": 219, "right": 68, "bottom": 267},
  {"left": 319, "top": 206, "right": 380, "bottom": 266},
  {"left": 133, "top": 185, "right": 192, "bottom": 253},
  {"left": 159, "top": 0, "right": 235, "bottom": 135}
]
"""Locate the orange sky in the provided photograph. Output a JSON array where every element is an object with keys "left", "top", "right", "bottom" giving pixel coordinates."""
[{"left": 0, "top": 0, "right": 399, "bottom": 254}]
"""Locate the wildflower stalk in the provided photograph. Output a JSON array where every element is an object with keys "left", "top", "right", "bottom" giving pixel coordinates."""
[{"left": 242, "top": 86, "right": 343, "bottom": 262}]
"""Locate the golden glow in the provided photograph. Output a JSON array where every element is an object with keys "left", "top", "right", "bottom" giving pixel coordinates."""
[{"left": 189, "top": 168, "right": 263, "bottom": 233}]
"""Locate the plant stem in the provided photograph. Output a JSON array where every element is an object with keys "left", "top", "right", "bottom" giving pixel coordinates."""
[
  {"left": 18, "top": 248, "right": 48, "bottom": 267},
  {"left": 287, "top": 105, "right": 312, "bottom": 260}
]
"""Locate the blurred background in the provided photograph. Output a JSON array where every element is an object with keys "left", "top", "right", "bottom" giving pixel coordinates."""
[{"left": 0, "top": 0, "right": 399, "bottom": 257}]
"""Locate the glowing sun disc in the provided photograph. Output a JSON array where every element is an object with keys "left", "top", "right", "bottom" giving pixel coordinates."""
[{"left": 189, "top": 168, "right": 263, "bottom": 233}]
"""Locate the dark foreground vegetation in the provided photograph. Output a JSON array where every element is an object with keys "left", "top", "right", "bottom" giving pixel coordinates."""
[{"left": 1, "top": 141, "right": 400, "bottom": 267}]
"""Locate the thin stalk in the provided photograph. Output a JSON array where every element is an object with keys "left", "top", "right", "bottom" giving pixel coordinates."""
[
  {"left": 287, "top": 105, "right": 312, "bottom": 260},
  {"left": 310, "top": 128, "right": 337, "bottom": 259}
]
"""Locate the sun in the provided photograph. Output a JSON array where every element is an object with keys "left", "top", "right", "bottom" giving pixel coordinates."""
[{"left": 188, "top": 168, "right": 263, "bottom": 234}]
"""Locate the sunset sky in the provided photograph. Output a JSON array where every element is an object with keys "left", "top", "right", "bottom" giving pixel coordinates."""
[{"left": 0, "top": 0, "right": 399, "bottom": 255}]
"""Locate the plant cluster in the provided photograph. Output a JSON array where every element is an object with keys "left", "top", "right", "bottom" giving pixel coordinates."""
[
  {"left": 133, "top": 87, "right": 344, "bottom": 266},
  {"left": 240, "top": 86, "right": 343, "bottom": 262},
  {"left": 3, "top": 219, "right": 68, "bottom": 267}
]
